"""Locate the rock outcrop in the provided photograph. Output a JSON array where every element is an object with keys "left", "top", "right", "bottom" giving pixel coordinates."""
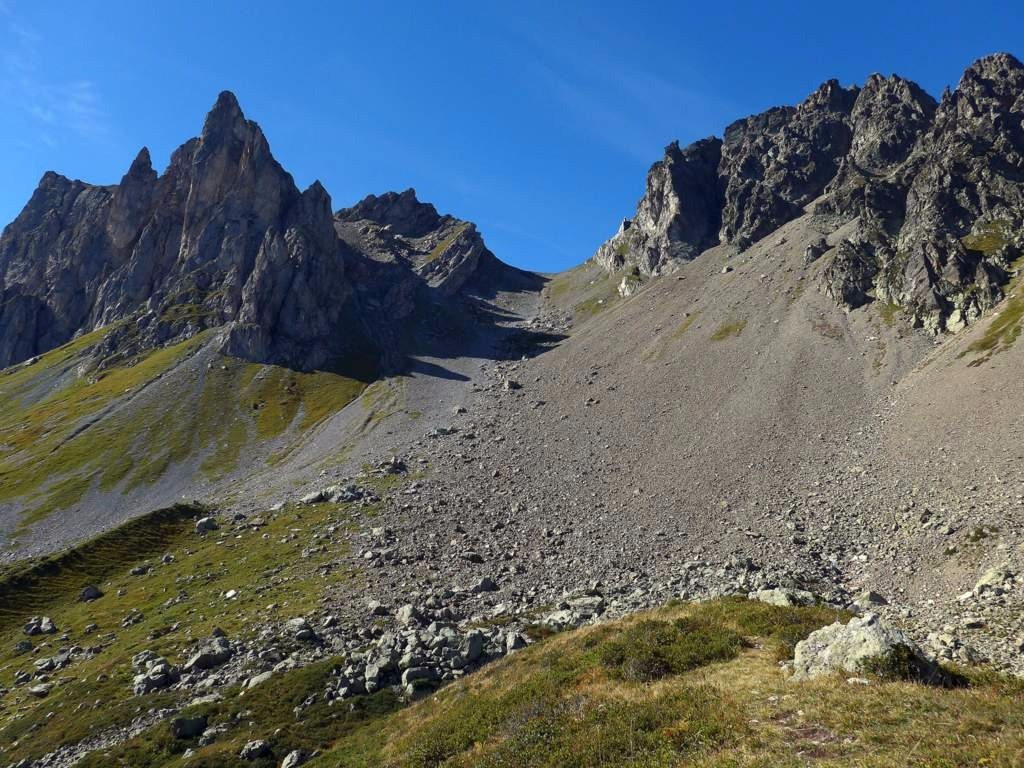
[
  {"left": 791, "top": 613, "right": 941, "bottom": 683},
  {"left": 0, "top": 92, "right": 502, "bottom": 372},
  {"left": 592, "top": 53, "right": 1024, "bottom": 334},
  {"left": 593, "top": 138, "right": 723, "bottom": 275}
]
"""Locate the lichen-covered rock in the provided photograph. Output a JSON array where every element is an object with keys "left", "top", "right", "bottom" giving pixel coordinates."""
[
  {"left": 791, "top": 613, "right": 940, "bottom": 683},
  {"left": 748, "top": 588, "right": 816, "bottom": 608}
]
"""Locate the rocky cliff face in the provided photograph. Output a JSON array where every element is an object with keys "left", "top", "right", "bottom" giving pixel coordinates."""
[
  {"left": 594, "top": 52, "right": 1024, "bottom": 334},
  {"left": 592, "top": 138, "right": 723, "bottom": 276},
  {"left": 0, "top": 93, "right": 499, "bottom": 372}
]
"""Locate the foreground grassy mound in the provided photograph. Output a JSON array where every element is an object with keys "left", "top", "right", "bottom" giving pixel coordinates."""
[
  {"left": 0, "top": 327, "right": 370, "bottom": 531},
  {"left": 0, "top": 500, "right": 365, "bottom": 765},
  {"left": 40, "top": 596, "right": 1024, "bottom": 767}
]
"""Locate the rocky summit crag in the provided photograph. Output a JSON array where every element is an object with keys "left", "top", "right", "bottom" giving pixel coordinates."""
[
  {"left": 594, "top": 53, "right": 1024, "bottom": 333},
  {"left": 0, "top": 91, "right": 509, "bottom": 374}
]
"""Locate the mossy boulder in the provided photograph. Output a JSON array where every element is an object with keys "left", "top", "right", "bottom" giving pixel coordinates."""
[{"left": 791, "top": 613, "right": 941, "bottom": 683}]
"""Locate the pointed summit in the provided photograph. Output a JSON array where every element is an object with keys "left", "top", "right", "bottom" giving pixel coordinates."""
[
  {"left": 123, "top": 147, "right": 157, "bottom": 184},
  {"left": 201, "top": 90, "right": 246, "bottom": 140}
]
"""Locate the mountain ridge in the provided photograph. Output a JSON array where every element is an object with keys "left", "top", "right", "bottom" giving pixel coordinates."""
[
  {"left": 594, "top": 52, "right": 1024, "bottom": 334},
  {"left": 0, "top": 91, "right": 521, "bottom": 376}
]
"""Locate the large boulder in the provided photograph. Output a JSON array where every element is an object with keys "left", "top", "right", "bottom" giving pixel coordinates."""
[
  {"left": 78, "top": 585, "right": 104, "bottom": 602},
  {"left": 183, "top": 635, "right": 233, "bottom": 672},
  {"left": 791, "top": 614, "right": 941, "bottom": 683},
  {"left": 23, "top": 616, "right": 57, "bottom": 636},
  {"left": 749, "top": 588, "right": 816, "bottom": 607},
  {"left": 170, "top": 715, "right": 208, "bottom": 739}
]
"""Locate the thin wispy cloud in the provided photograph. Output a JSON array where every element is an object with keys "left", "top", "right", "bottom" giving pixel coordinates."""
[
  {"left": 503, "top": 19, "right": 736, "bottom": 162},
  {"left": 1, "top": 6, "right": 111, "bottom": 146}
]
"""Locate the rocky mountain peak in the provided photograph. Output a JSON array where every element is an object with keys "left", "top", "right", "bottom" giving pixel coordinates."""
[
  {"left": 848, "top": 73, "right": 937, "bottom": 174},
  {"left": 930, "top": 55, "right": 1023, "bottom": 127},
  {"left": 593, "top": 52, "right": 1024, "bottom": 334},
  {"left": 336, "top": 188, "right": 444, "bottom": 237},
  {"left": 0, "top": 93, "right": 504, "bottom": 373},
  {"left": 801, "top": 78, "right": 860, "bottom": 113},
  {"left": 201, "top": 90, "right": 246, "bottom": 138},
  {"left": 124, "top": 147, "right": 157, "bottom": 181}
]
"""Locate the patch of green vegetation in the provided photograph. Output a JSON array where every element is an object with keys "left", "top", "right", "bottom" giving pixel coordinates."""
[
  {"left": 670, "top": 312, "right": 699, "bottom": 341},
  {"left": 79, "top": 666, "right": 403, "bottom": 768},
  {"left": 359, "top": 464, "right": 428, "bottom": 496},
  {"left": 9, "top": 594, "right": 1024, "bottom": 767},
  {"left": 353, "top": 627, "right": 741, "bottom": 768},
  {"left": 315, "top": 597, "right": 1024, "bottom": 767},
  {"left": 597, "top": 617, "right": 745, "bottom": 682},
  {"left": 687, "top": 595, "right": 849, "bottom": 661},
  {"left": 423, "top": 223, "right": 469, "bottom": 266},
  {"left": 858, "top": 644, "right": 965, "bottom": 687},
  {"left": 544, "top": 266, "right": 584, "bottom": 301},
  {"left": 358, "top": 377, "right": 418, "bottom": 434},
  {"left": 248, "top": 364, "right": 368, "bottom": 439},
  {"left": 0, "top": 333, "right": 211, "bottom": 528},
  {"left": 644, "top": 312, "right": 701, "bottom": 362},
  {"left": 857, "top": 645, "right": 930, "bottom": 682},
  {"left": 573, "top": 293, "right": 612, "bottom": 317},
  {"left": 541, "top": 264, "right": 629, "bottom": 321},
  {"left": 0, "top": 500, "right": 361, "bottom": 765},
  {"left": 572, "top": 274, "right": 624, "bottom": 319},
  {"left": 962, "top": 219, "right": 1012, "bottom": 256},
  {"left": 613, "top": 238, "right": 630, "bottom": 258},
  {"left": 709, "top": 319, "right": 747, "bottom": 341},
  {"left": 877, "top": 300, "right": 902, "bottom": 327},
  {"left": 0, "top": 333, "right": 371, "bottom": 528},
  {"left": 0, "top": 504, "right": 203, "bottom": 631},
  {"left": 959, "top": 285, "right": 1024, "bottom": 366},
  {"left": 159, "top": 302, "right": 216, "bottom": 326}
]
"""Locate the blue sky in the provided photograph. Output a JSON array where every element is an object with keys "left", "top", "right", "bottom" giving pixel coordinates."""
[{"left": 1, "top": 1, "right": 1022, "bottom": 273}]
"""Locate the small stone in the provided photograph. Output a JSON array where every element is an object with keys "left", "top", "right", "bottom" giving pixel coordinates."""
[{"left": 395, "top": 604, "right": 421, "bottom": 626}]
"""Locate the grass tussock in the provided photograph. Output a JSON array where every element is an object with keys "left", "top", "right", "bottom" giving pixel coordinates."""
[
  {"left": 597, "top": 617, "right": 744, "bottom": 682},
  {"left": 709, "top": 319, "right": 746, "bottom": 341}
]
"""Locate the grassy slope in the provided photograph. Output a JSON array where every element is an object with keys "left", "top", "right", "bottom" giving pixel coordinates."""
[
  {"left": 0, "top": 499, "right": 367, "bottom": 764},
  {"left": 36, "top": 594, "right": 1024, "bottom": 768},
  {"left": 0, "top": 328, "right": 368, "bottom": 534},
  {"left": 545, "top": 262, "right": 635, "bottom": 321}
]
